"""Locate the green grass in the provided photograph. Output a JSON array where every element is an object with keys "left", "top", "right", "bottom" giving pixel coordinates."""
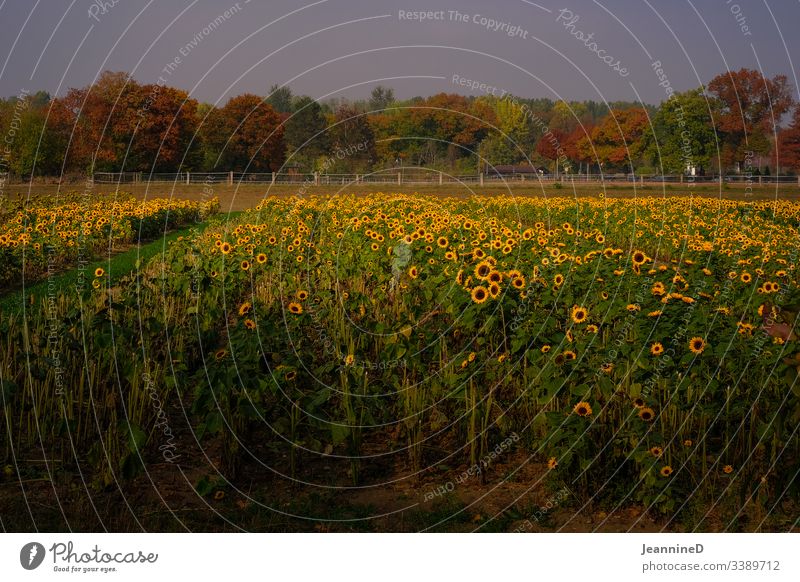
[{"left": 0, "top": 211, "right": 241, "bottom": 314}]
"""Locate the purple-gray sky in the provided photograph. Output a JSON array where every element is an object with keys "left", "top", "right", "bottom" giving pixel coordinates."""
[{"left": 1, "top": 0, "right": 798, "bottom": 106}]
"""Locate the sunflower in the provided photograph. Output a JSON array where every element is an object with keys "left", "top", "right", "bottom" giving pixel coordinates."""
[
  {"left": 220, "top": 242, "right": 232, "bottom": 254},
  {"left": 553, "top": 273, "right": 565, "bottom": 286},
  {"left": 240, "top": 260, "right": 250, "bottom": 271},
  {"left": 723, "top": 464, "right": 733, "bottom": 474},
  {"left": 586, "top": 324, "right": 599, "bottom": 333},
  {"left": 285, "top": 370, "right": 297, "bottom": 381},
  {"left": 660, "top": 466, "right": 673, "bottom": 477},
  {"left": 244, "top": 319, "right": 256, "bottom": 330},
  {"left": 632, "top": 250, "right": 647, "bottom": 265},
  {"left": 600, "top": 362, "right": 614, "bottom": 374},
  {"left": 344, "top": 354, "right": 355, "bottom": 366},
  {"left": 436, "top": 236, "right": 448, "bottom": 248},
  {"left": 512, "top": 276, "right": 525, "bottom": 289},
  {"left": 740, "top": 272, "right": 752, "bottom": 283},
  {"left": 488, "top": 282, "right": 501, "bottom": 299},
  {"left": 688, "top": 337, "right": 706, "bottom": 354},
  {"left": 238, "top": 302, "right": 252, "bottom": 316},
  {"left": 471, "top": 286, "right": 488, "bottom": 304},
  {"left": 256, "top": 253, "right": 267, "bottom": 264},
  {"left": 683, "top": 439, "right": 693, "bottom": 447},
  {"left": 573, "top": 401, "right": 593, "bottom": 417},
  {"left": 650, "top": 446, "right": 663, "bottom": 458},
  {"left": 571, "top": 305, "right": 588, "bottom": 324},
  {"left": 487, "top": 270, "right": 503, "bottom": 284},
  {"left": 94, "top": 267, "right": 105, "bottom": 277},
  {"left": 288, "top": 302, "right": 303, "bottom": 314},
  {"left": 650, "top": 342, "right": 664, "bottom": 356},
  {"left": 214, "top": 348, "right": 227, "bottom": 361},
  {"left": 214, "top": 490, "right": 226, "bottom": 501},
  {"left": 626, "top": 303, "right": 640, "bottom": 312},
  {"left": 541, "top": 345, "right": 551, "bottom": 353},
  {"left": 547, "top": 457, "right": 558, "bottom": 470},
  {"left": 408, "top": 266, "right": 418, "bottom": 279},
  {"left": 638, "top": 406, "right": 655, "bottom": 421},
  {"left": 474, "top": 261, "right": 492, "bottom": 280}
]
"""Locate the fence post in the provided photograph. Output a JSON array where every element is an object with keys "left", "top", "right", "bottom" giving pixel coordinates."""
[
  {"left": 480, "top": 173, "right": 484, "bottom": 186},
  {"left": 228, "top": 171, "right": 233, "bottom": 185},
  {"left": 439, "top": 171, "right": 443, "bottom": 185},
  {"left": 271, "top": 172, "right": 276, "bottom": 185},
  {"left": 314, "top": 172, "right": 319, "bottom": 186},
  {"left": 186, "top": 172, "right": 190, "bottom": 185},
  {"left": 398, "top": 172, "right": 401, "bottom": 185}
]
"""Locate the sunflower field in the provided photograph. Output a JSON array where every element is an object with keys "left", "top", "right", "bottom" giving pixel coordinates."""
[
  {"left": 1, "top": 192, "right": 798, "bottom": 526},
  {"left": 0, "top": 193, "right": 219, "bottom": 289}
]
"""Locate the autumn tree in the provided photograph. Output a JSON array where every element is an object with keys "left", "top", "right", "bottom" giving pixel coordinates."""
[
  {"left": 577, "top": 108, "right": 650, "bottom": 172},
  {"left": 214, "top": 94, "right": 285, "bottom": 172},
  {"left": 49, "top": 71, "right": 144, "bottom": 173},
  {"left": 535, "top": 128, "right": 567, "bottom": 174},
  {"left": 706, "top": 68, "right": 794, "bottom": 170},
  {"left": 777, "top": 105, "right": 800, "bottom": 172},
  {"left": 126, "top": 84, "right": 203, "bottom": 172}
]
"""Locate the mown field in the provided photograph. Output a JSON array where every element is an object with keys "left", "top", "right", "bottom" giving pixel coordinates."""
[{"left": 1, "top": 189, "right": 798, "bottom": 532}]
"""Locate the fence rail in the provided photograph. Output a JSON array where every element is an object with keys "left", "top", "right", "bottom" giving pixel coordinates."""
[{"left": 91, "top": 170, "right": 800, "bottom": 186}]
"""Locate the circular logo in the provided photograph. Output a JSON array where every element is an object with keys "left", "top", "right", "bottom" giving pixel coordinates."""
[{"left": 20, "top": 542, "right": 46, "bottom": 570}]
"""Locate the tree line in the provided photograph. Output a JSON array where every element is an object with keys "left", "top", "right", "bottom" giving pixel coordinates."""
[{"left": 1, "top": 68, "right": 799, "bottom": 179}]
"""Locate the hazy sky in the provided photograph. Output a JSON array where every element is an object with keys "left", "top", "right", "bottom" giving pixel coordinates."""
[{"left": 1, "top": 0, "right": 798, "bottom": 106}]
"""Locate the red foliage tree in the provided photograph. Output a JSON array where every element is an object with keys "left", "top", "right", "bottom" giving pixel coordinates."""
[
  {"left": 216, "top": 94, "right": 285, "bottom": 172},
  {"left": 776, "top": 105, "right": 800, "bottom": 172},
  {"left": 707, "top": 68, "right": 794, "bottom": 169}
]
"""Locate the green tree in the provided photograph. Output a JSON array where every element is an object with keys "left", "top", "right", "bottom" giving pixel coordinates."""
[
  {"left": 480, "top": 96, "right": 532, "bottom": 166},
  {"left": 368, "top": 86, "right": 395, "bottom": 111},
  {"left": 330, "top": 105, "right": 375, "bottom": 172},
  {"left": 645, "top": 88, "right": 718, "bottom": 174},
  {"left": 285, "top": 96, "right": 329, "bottom": 170},
  {"left": 266, "top": 84, "right": 293, "bottom": 114}
]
